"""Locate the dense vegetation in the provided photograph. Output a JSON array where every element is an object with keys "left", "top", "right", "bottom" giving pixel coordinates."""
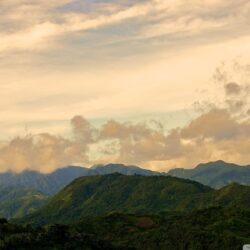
[
  {"left": 21, "top": 173, "right": 212, "bottom": 225},
  {"left": 19, "top": 173, "right": 250, "bottom": 225},
  {"left": 168, "top": 160, "right": 250, "bottom": 188},
  {"left": 1, "top": 207, "right": 250, "bottom": 249}
]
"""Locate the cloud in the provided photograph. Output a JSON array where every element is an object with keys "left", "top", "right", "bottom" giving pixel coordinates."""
[
  {"left": 0, "top": 22, "right": 59, "bottom": 52},
  {"left": 0, "top": 116, "right": 95, "bottom": 173},
  {"left": 92, "top": 62, "right": 250, "bottom": 171},
  {"left": 1, "top": 0, "right": 250, "bottom": 53},
  {"left": 225, "top": 82, "right": 241, "bottom": 96},
  {"left": 0, "top": 0, "right": 152, "bottom": 53},
  {"left": 212, "top": 61, "right": 250, "bottom": 118},
  {"left": 97, "top": 109, "right": 250, "bottom": 170},
  {"left": 1, "top": 107, "right": 250, "bottom": 173},
  {"left": 180, "top": 109, "right": 240, "bottom": 140}
]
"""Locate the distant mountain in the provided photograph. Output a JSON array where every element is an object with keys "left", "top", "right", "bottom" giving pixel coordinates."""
[
  {"left": 0, "top": 186, "right": 48, "bottom": 219},
  {"left": 0, "top": 166, "right": 94, "bottom": 195},
  {"left": 0, "top": 164, "right": 163, "bottom": 195},
  {"left": 21, "top": 173, "right": 250, "bottom": 225},
  {"left": 92, "top": 163, "right": 164, "bottom": 176},
  {"left": 168, "top": 160, "right": 250, "bottom": 188}
]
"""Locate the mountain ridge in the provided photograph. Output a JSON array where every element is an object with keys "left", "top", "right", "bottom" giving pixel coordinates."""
[{"left": 0, "top": 160, "right": 250, "bottom": 197}]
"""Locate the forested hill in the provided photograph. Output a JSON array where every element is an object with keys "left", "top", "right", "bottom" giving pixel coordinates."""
[{"left": 21, "top": 173, "right": 250, "bottom": 225}]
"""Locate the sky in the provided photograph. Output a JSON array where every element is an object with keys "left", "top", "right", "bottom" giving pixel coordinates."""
[{"left": 0, "top": 0, "right": 250, "bottom": 172}]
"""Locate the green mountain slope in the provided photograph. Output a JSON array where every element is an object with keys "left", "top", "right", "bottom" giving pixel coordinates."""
[
  {"left": 0, "top": 186, "right": 48, "bottom": 219},
  {"left": 22, "top": 174, "right": 212, "bottom": 224},
  {"left": 168, "top": 160, "right": 250, "bottom": 188},
  {"left": 3, "top": 207, "right": 250, "bottom": 250},
  {"left": 193, "top": 183, "right": 250, "bottom": 210},
  {"left": 20, "top": 174, "right": 212, "bottom": 224}
]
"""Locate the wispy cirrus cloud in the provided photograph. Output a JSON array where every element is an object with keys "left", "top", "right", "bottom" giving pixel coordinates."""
[
  {"left": 0, "top": 0, "right": 150, "bottom": 52},
  {"left": 1, "top": 0, "right": 250, "bottom": 53}
]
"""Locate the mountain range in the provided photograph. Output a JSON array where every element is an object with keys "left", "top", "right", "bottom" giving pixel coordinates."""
[
  {"left": 0, "top": 160, "right": 249, "bottom": 197},
  {"left": 0, "top": 160, "right": 250, "bottom": 219}
]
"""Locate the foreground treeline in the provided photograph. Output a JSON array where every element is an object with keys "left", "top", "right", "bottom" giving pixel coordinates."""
[{"left": 1, "top": 207, "right": 250, "bottom": 250}]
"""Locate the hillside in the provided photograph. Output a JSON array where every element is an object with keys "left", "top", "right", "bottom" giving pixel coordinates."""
[
  {"left": 22, "top": 174, "right": 212, "bottom": 225},
  {"left": 0, "top": 186, "right": 48, "bottom": 219},
  {"left": 3, "top": 207, "right": 250, "bottom": 249},
  {"left": 21, "top": 174, "right": 250, "bottom": 225},
  {"left": 168, "top": 160, "right": 250, "bottom": 188}
]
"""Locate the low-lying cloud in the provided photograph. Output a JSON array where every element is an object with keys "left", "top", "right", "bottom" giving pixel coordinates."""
[{"left": 0, "top": 116, "right": 95, "bottom": 173}]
